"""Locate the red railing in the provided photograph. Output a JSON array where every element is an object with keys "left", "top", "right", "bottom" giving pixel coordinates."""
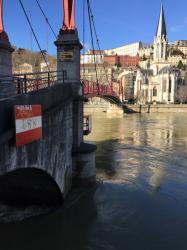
[
  {"left": 82, "top": 80, "right": 120, "bottom": 98},
  {"left": 0, "top": 72, "right": 123, "bottom": 99}
]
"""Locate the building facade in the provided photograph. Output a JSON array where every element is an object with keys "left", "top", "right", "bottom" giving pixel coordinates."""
[
  {"left": 104, "top": 55, "right": 140, "bottom": 67},
  {"left": 118, "top": 69, "right": 136, "bottom": 101},
  {"left": 81, "top": 54, "right": 104, "bottom": 65},
  {"left": 104, "top": 42, "right": 147, "bottom": 56},
  {"left": 14, "top": 63, "right": 33, "bottom": 74},
  {"left": 80, "top": 63, "right": 113, "bottom": 84}
]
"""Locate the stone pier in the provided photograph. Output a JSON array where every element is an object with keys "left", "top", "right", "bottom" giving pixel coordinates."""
[{"left": 54, "top": 3, "right": 97, "bottom": 186}]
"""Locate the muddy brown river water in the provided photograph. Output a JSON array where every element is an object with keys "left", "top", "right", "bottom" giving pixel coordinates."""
[{"left": 0, "top": 113, "right": 187, "bottom": 250}]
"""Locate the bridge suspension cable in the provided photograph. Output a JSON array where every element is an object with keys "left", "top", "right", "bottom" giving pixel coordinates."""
[
  {"left": 18, "top": 0, "right": 52, "bottom": 77},
  {"left": 86, "top": 0, "right": 99, "bottom": 91},
  {"left": 82, "top": 0, "right": 86, "bottom": 80},
  {"left": 35, "top": 0, "right": 57, "bottom": 39},
  {"left": 87, "top": 0, "right": 109, "bottom": 84}
]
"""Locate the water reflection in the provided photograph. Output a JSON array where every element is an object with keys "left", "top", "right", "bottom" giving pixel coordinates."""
[
  {"left": 86, "top": 113, "right": 187, "bottom": 194},
  {"left": 84, "top": 113, "right": 187, "bottom": 249}
]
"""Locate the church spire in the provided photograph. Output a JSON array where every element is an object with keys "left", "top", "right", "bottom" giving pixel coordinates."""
[
  {"left": 153, "top": 3, "right": 168, "bottom": 61},
  {"left": 156, "top": 3, "right": 167, "bottom": 38}
]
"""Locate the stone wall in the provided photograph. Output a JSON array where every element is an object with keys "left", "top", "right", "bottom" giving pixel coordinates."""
[
  {"left": 0, "top": 41, "right": 13, "bottom": 76},
  {"left": 0, "top": 82, "right": 83, "bottom": 197},
  {"left": 84, "top": 104, "right": 108, "bottom": 114},
  {"left": 125, "top": 104, "right": 187, "bottom": 113},
  {"left": 84, "top": 103, "right": 123, "bottom": 115}
]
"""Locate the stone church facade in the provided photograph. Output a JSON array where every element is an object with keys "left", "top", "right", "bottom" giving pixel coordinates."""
[{"left": 134, "top": 4, "right": 186, "bottom": 104}]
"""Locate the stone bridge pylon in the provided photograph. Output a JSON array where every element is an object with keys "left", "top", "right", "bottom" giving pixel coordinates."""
[{"left": 0, "top": 0, "right": 96, "bottom": 206}]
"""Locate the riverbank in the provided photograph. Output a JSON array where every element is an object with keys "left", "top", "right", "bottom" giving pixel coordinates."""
[
  {"left": 125, "top": 104, "right": 187, "bottom": 113},
  {"left": 85, "top": 104, "right": 187, "bottom": 114},
  {"left": 84, "top": 104, "right": 123, "bottom": 115}
]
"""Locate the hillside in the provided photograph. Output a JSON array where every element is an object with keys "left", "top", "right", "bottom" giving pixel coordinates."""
[{"left": 12, "top": 47, "right": 57, "bottom": 74}]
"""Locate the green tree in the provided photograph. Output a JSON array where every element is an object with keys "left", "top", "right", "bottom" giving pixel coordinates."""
[{"left": 177, "top": 60, "right": 184, "bottom": 69}]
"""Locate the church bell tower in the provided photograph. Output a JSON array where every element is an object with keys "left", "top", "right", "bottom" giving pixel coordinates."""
[{"left": 153, "top": 3, "right": 168, "bottom": 62}]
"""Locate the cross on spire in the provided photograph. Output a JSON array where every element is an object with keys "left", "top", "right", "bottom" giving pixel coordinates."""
[
  {"left": 62, "top": 0, "right": 76, "bottom": 32},
  {"left": 0, "top": 0, "right": 9, "bottom": 41}
]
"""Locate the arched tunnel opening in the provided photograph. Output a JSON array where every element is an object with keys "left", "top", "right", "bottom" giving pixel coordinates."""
[{"left": 0, "top": 168, "right": 63, "bottom": 208}]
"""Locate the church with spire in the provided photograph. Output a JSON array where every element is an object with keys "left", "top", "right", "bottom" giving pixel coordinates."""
[{"left": 134, "top": 3, "right": 186, "bottom": 104}]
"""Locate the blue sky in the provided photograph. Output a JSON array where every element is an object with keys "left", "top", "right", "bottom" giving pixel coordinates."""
[{"left": 3, "top": 0, "right": 187, "bottom": 55}]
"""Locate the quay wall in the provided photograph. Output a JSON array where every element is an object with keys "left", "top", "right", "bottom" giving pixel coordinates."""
[
  {"left": 125, "top": 104, "right": 187, "bottom": 113},
  {"left": 84, "top": 104, "right": 123, "bottom": 114}
]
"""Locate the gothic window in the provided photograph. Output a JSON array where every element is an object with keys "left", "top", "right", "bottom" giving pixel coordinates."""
[
  {"left": 163, "top": 80, "right": 167, "bottom": 92},
  {"left": 161, "top": 43, "right": 163, "bottom": 58},
  {"left": 177, "top": 79, "right": 181, "bottom": 85},
  {"left": 153, "top": 87, "right": 157, "bottom": 97},
  {"left": 156, "top": 46, "right": 159, "bottom": 59},
  {"left": 169, "top": 78, "right": 172, "bottom": 93}
]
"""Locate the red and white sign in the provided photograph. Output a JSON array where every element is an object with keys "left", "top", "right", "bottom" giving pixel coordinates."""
[{"left": 15, "top": 105, "right": 42, "bottom": 147}]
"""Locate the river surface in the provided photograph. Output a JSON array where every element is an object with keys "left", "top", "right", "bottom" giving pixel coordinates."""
[{"left": 0, "top": 113, "right": 187, "bottom": 250}]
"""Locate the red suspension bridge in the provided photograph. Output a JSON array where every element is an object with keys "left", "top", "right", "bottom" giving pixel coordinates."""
[
  {"left": 2, "top": 72, "right": 124, "bottom": 104},
  {"left": 0, "top": 0, "right": 124, "bottom": 105},
  {"left": 82, "top": 80, "right": 123, "bottom": 103}
]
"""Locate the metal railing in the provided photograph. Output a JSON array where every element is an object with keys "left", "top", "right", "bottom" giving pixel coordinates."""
[
  {"left": 82, "top": 80, "right": 119, "bottom": 97},
  {"left": 13, "top": 70, "right": 67, "bottom": 94},
  {"left": 0, "top": 70, "right": 67, "bottom": 94}
]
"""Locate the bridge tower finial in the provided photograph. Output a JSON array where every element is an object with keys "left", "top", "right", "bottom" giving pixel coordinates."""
[
  {"left": 62, "top": 0, "right": 76, "bottom": 32},
  {"left": 55, "top": 0, "right": 82, "bottom": 82},
  {"left": 0, "top": 0, "right": 9, "bottom": 41}
]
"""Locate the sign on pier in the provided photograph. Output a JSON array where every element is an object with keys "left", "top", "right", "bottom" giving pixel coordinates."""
[
  {"left": 59, "top": 51, "right": 74, "bottom": 61},
  {"left": 15, "top": 105, "right": 42, "bottom": 147}
]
